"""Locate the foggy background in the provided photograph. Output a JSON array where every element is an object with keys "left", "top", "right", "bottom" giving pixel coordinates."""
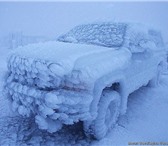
[{"left": 0, "top": 2, "right": 168, "bottom": 43}]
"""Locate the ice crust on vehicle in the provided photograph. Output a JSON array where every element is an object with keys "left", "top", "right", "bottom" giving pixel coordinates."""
[
  {"left": 7, "top": 41, "right": 131, "bottom": 90},
  {"left": 5, "top": 22, "right": 165, "bottom": 134},
  {"left": 6, "top": 42, "right": 131, "bottom": 133}
]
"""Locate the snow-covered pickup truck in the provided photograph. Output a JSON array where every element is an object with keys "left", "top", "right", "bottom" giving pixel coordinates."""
[{"left": 5, "top": 22, "right": 166, "bottom": 139}]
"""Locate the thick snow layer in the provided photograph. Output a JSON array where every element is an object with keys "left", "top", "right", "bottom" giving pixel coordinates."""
[
  {"left": 9, "top": 41, "right": 116, "bottom": 83},
  {"left": 7, "top": 41, "right": 131, "bottom": 90},
  {"left": 5, "top": 39, "right": 132, "bottom": 132},
  {"left": 12, "top": 41, "right": 114, "bottom": 64},
  {"left": 6, "top": 79, "right": 93, "bottom": 132},
  {"left": 1, "top": 74, "right": 168, "bottom": 145},
  {"left": 73, "top": 48, "right": 131, "bottom": 83}
]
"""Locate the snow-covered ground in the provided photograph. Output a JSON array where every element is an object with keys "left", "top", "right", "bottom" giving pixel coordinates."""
[
  {"left": 0, "top": 48, "right": 13, "bottom": 118},
  {"left": 0, "top": 48, "right": 168, "bottom": 145}
]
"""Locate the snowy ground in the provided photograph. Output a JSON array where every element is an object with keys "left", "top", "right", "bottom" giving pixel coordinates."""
[
  {"left": 0, "top": 49, "right": 168, "bottom": 146},
  {"left": 0, "top": 48, "right": 13, "bottom": 118}
]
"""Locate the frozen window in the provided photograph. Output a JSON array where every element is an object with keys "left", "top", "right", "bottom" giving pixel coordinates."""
[{"left": 58, "top": 23, "right": 127, "bottom": 48}]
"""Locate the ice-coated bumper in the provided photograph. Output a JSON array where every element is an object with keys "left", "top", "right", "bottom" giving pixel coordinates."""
[{"left": 6, "top": 81, "right": 92, "bottom": 132}]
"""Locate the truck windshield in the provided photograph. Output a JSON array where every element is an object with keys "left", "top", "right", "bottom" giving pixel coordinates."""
[{"left": 57, "top": 23, "right": 127, "bottom": 48}]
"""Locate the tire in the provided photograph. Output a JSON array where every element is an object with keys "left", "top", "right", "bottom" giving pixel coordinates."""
[{"left": 84, "top": 90, "right": 120, "bottom": 140}]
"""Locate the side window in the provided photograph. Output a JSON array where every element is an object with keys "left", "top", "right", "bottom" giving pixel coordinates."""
[
  {"left": 148, "top": 29, "right": 164, "bottom": 49},
  {"left": 129, "top": 29, "right": 165, "bottom": 61},
  {"left": 124, "top": 24, "right": 150, "bottom": 53},
  {"left": 125, "top": 26, "right": 153, "bottom": 60},
  {"left": 128, "top": 32, "right": 149, "bottom": 53},
  {"left": 126, "top": 26, "right": 164, "bottom": 54}
]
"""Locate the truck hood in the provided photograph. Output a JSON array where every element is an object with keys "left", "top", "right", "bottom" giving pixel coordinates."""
[{"left": 10, "top": 41, "right": 131, "bottom": 88}]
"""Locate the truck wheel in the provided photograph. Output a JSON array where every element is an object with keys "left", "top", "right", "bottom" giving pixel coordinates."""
[{"left": 84, "top": 90, "right": 120, "bottom": 140}]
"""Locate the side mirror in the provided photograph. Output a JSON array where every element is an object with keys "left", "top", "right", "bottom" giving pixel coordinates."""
[{"left": 130, "top": 40, "right": 155, "bottom": 61}]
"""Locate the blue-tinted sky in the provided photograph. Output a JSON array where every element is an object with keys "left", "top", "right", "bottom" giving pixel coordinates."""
[{"left": 0, "top": 2, "right": 168, "bottom": 41}]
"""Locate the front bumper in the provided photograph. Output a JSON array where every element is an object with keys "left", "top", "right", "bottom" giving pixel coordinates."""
[{"left": 6, "top": 81, "right": 92, "bottom": 132}]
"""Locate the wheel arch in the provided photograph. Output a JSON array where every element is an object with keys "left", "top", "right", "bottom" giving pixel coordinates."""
[
  {"left": 157, "top": 59, "right": 166, "bottom": 71},
  {"left": 90, "top": 72, "right": 128, "bottom": 120},
  {"left": 157, "top": 51, "right": 167, "bottom": 71}
]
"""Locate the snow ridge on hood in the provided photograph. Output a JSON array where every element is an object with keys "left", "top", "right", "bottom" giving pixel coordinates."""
[{"left": 11, "top": 41, "right": 118, "bottom": 76}]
